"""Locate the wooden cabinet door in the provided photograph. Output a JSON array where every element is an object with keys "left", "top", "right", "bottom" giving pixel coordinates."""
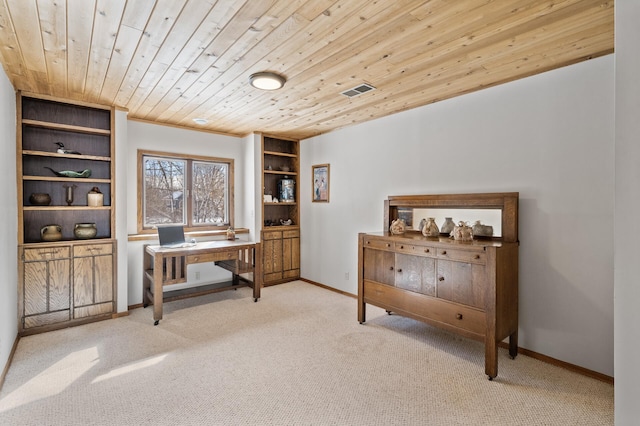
[
  {"left": 263, "top": 237, "right": 283, "bottom": 282},
  {"left": 395, "top": 253, "right": 436, "bottom": 296},
  {"left": 94, "top": 254, "right": 113, "bottom": 303},
  {"left": 436, "top": 260, "right": 485, "bottom": 309},
  {"left": 363, "top": 248, "right": 394, "bottom": 285},
  {"left": 23, "top": 258, "right": 70, "bottom": 328},
  {"left": 73, "top": 244, "right": 114, "bottom": 318},
  {"left": 282, "top": 235, "right": 300, "bottom": 278}
]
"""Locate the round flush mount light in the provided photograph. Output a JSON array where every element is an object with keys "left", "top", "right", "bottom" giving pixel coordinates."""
[
  {"left": 192, "top": 118, "right": 208, "bottom": 125},
  {"left": 249, "top": 72, "right": 286, "bottom": 90}
]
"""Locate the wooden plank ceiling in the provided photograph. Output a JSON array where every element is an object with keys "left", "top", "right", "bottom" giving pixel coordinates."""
[{"left": 0, "top": 0, "right": 614, "bottom": 140}]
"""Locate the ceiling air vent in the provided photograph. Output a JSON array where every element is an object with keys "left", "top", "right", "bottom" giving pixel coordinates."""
[{"left": 341, "top": 83, "right": 376, "bottom": 98}]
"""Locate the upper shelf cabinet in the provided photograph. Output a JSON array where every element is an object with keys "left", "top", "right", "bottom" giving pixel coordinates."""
[{"left": 17, "top": 93, "right": 115, "bottom": 244}]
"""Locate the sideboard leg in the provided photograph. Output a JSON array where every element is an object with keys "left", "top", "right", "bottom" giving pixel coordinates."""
[{"left": 509, "top": 330, "right": 518, "bottom": 359}]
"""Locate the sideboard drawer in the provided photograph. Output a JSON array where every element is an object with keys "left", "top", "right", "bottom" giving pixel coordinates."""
[
  {"left": 23, "top": 246, "right": 70, "bottom": 261},
  {"left": 437, "top": 248, "right": 486, "bottom": 264},
  {"left": 363, "top": 237, "right": 394, "bottom": 251},
  {"left": 394, "top": 242, "right": 436, "bottom": 257}
]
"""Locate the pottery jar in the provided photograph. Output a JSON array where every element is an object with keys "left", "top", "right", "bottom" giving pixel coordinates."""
[
  {"left": 74, "top": 223, "right": 97, "bottom": 239},
  {"left": 389, "top": 218, "right": 406, "bottom": 235},
  {"left": 422, "top": 217, "right": 440, "bottom": 237},
  {"left": 87, "top": 187, "right": 104, "bottom": 207},
  {"left": 29, "top": 193, "right": 51, "bottom": 206},
  {"left": 451, "top": 221, "right": 473, "bottom": 241},
  {"left": 40, "top": 224, "right": 62, "bottom": 242},
  {"left": 441, "top": 217, "right": 455, "bottom": 235}
]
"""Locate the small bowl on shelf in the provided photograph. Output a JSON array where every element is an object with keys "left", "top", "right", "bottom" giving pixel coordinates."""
[{"left": 29, "top": 193, "right": 51, "bottom": 206}]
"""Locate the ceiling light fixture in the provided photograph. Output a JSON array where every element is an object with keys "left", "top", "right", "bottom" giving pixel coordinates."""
[
  {"left": 192, "top": 118, "right": 208, "bottom": 125},
  {"left": 249, "top": 72, "right": 286, "bottom": 90}
]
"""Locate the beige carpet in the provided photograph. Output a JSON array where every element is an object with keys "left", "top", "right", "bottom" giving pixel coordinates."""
[{"left": 0, "top": 281, "right": 613, "bottom": 425}]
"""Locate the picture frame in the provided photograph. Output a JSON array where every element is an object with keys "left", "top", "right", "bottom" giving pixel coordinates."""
[{"left": 312, "top": 164, "right": 330, "bottom": 202}]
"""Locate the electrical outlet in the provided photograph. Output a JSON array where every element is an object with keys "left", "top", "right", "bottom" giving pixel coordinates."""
[
  {"left": 345, "top": 272, "right": 349, "bottom": 280},
  {"left": 195, "top": 271, "right": 201, "bottom": 280}
]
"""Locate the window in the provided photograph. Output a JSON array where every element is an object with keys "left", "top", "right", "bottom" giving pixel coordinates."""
[{"left": 138, "top": 150, "right": 233, "bottom": 233}]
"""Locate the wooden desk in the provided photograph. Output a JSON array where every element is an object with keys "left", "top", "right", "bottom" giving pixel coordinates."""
[{"left": 143, "top": 240, "right": 262, "bottom": 325}]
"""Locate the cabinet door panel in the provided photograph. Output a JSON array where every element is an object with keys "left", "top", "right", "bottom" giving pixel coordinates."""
[
  {"left": 290, "top": 237, "right": 300, "bottom": 270},
  {"left": 74, "top": 256, "right": 94, "bottom": 307},
  {"left": 48, "top": 259, "right": 70, "bottom": 311},
  {"left": 24, "top": 262, "right": 48, "bottom": 315},
  {"left": 94, "top": 255, "right": 113, "bottom": 303},
  {"left": 395, "top": 254, "right": 436, "bottom": 296},
  {"left": 363, "top": 249, "right": 394, "bottom": 285},
  {"left": 263, "top": 238, "right": 283, "bottom": 274},
  {"left": 437, "top": 260, "right": 484, "bottom": 309}
]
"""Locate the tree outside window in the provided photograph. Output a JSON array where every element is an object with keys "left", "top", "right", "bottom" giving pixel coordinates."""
[{"left": 139, "top": 150, "right": 233, "bottom": 232}]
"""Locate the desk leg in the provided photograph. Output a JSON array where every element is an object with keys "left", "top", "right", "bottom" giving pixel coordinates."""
[
  {"left": 153, "top": 255, "right": 164, "bottom": 325},
  {"left": 253, "top": 243, "right": 262, "bottom": 302}
]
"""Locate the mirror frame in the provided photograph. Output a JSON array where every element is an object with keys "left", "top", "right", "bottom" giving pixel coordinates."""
[{"left": 384, "top": 192, "right": 519, "bottom": 243}]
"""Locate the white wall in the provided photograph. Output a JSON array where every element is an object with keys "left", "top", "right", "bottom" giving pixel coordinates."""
[
  {"left": 301, "top": 55, "right": 615, "bottom": 377},
  {"left": 125, "top": 121, "right": 250, "bottom": 306},
  {"left": 614, "top": 2, "right": 640, "bottom": 423},
  {"left": 0, "top": 66, "right": 17, "bottom": 376},
  {"left": 115, "top": 110, "right": 129, "bottom": 313}
]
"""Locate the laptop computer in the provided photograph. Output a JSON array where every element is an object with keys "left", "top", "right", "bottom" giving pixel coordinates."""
[{"left": 157, "top": 225, "right": 195, "bottom": 248}]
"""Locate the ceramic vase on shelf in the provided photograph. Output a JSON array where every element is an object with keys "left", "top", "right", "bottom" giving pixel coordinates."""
[
  {"left": 441, "top": 217, "right": 455, "bottom": 235},
  {"left": 74, "top": 223, "right": 97, "bottom": 239},
  {"left": 87, "top": 187, "right": 103, "bottom": 207},
  {"left": 422, "top": 217, "right": 440, "bottom": 237},
  {"left": 389, "top": 218, "right": 406, "bottom": 235},
  {"left": 40, "top": 224, "right": 62, "bottom": 242},
  {"left": 29, "top": 193, "right": 51, "bottom": 206},
  {"left": 451, "top": 221, "right": 473, "bottom": 241},
  {"left": 472, "top": 220, "right": 494, "bottom": 237}
]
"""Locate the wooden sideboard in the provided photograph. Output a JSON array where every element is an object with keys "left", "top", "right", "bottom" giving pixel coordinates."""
[{"left": 357, "top": 192, "right": 519, "bottom": 379}]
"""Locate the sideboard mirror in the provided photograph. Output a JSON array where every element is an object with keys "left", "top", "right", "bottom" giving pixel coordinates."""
[{"left": 384, "top": 192, "right": 519, "bottom": 243}]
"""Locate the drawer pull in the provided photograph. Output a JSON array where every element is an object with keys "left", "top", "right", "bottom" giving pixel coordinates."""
[
  {"left": 456, "top": 313, "right": 463, "bottom": 320},
  {"left": 441, "top": 250, "right": 447, "bottom": 255},
  {"left": 439, "top": 276, "right": 445, "bottom": 281},
  {"left": 389, "top": 266, "right": 394, "bottom": 271},
  {"left": 424, "top": 248, "right": 430, "bottom": 253},
  {"left": 397, "top": 268, "right": 402, "bottom": 273},
  {"left": 386, "top": 243, "right": 391, "bottom": 247},
  {"left": 366, "top": 241, "right": 370, "bottom": 245},
  {"left": 474, "top": 254, "right": 480, "bottom": 259},
  {"left": 400, "top": 245, "right": 404, "bottom": 249}
]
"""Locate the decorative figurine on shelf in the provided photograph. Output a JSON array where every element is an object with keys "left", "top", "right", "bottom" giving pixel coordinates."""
[
  {"left": 44, "top": 167, "right": 92, "bottom": 178},
  {"left": 280, "top": 218, "right": 292, "bottom": 226},
  {"left": 422, "top": 217, "right": 440, "bottom": 237},
  {"left": 226, "top": 227, "right": 235, "bottom": 240},
  {"left": 87, "top": 186, "right": 103, "bottom": 207},
  {"left": 472, "top": 220, "right": 494, "bottom": 237},
  {"left": 63, "top": 183, "right": 77, "bottom": 205},
  {"left": 451, "top": 221, "right": 474, "bottom": 241},
  {"left": 55, "top": 142, "right": 81, "bottom": 155},
  {"left": 389, "top": 218, "right": 406, "bottom": 235}
]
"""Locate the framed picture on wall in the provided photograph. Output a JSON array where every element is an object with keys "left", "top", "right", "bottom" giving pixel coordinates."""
[{"left": 312, "top": 164, "right": 330, "bottom": 202}]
